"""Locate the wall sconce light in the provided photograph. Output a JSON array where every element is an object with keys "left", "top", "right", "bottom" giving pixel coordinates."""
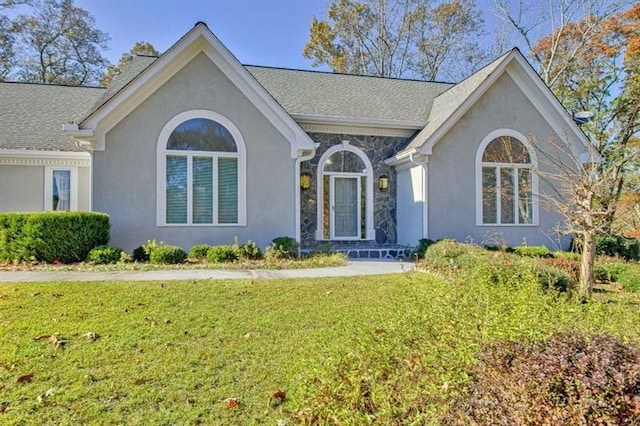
[
  {"left": 300, "top": 173, "right": 312, "bottom": 190},
  {"left": 378, "top": 175, "right": 389, "bottom": 192}
]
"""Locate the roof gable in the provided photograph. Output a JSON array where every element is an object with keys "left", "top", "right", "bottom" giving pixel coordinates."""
[
  {"left": 394, "top": 48, "right": 591, "bottom": 160},
  {"left": 75, "top": 23, "right": 314, "bottom": 157}
]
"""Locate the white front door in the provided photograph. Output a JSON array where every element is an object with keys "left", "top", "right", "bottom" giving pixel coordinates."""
[{"left": 330, "top": 176, "right": 361, "bottom": 239}]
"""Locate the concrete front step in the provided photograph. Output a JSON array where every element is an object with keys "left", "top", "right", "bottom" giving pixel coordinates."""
[{"left": 302, "top": 245, "right": 413, "bottom": 260}]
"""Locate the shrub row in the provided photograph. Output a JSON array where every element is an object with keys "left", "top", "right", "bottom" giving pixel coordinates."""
[
  {"left": 423, "top": 240, "right": 571, "bottom": 292},
  {"left": 0, "top": 212, "right": 110, "bottom": 263}
]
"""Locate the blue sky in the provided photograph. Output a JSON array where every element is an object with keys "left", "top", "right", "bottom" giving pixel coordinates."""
[
  {"left": 77, "top": 0, "right": 329, "bottom": 69},
  {"left": 77, "top": 0, "right": 499, "bottom": 71}
]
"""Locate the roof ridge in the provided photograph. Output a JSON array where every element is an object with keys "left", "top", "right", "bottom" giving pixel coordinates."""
[
  {"left": 0, "top": 80, "right": 106, "bottom": 89},
  {"left": 244, "top": 64, "right": 454, "bottom": 85}
]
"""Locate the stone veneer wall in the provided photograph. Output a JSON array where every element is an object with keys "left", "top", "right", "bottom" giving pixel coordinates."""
[{"left": 300, "top": 132, "right": 412, "bottom": 247}]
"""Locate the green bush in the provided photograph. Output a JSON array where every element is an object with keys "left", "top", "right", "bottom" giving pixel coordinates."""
[
  {"left": 87, "top": 245, "right": 125, "bottom": 264},
  {"left": 188, "top": 244, "right": 211, "bottom": 260},
  {"left": 423, "top": 240, "right": 571, "bottom": 292},
  {"left": 206, "top": 245, "right": 239, "bottom": 263},
  {"left": 423, "top": 240, "right": 486, "bottom": 270},
  {"left": 236, "top": 240, "right": 262, "bottom": 260},
  {"left": 552, "top": 251, "right": 581, "bottom": 261},
  {"left": 444, "top": 333, "right": 640, "bottom": 425},
  {"left": 534, "top": 262, "right": 572, "bottom": 292},
  {"left": 265, "top": 236, "right": 299, "bottom": 260},
  {"left": 132, "top": 246, "right": 149, "bottom": 262},
  {"left": 590, "top": 235, "right": 640, "bottom": 261},
  {"left": 514, "top": 245, "right": 550, "bottom": 257},
  {"left": 595, "top": 262, "right": 640, "bottom": 292},
  {"left": 0, "top": 212, "right": 110, "bottom": 263},
  {"left": 413, "top": 238, "right": 435, "bottom": 259},
  {"left": 149, "top": 245, "right": 187, "bottom": 264}
]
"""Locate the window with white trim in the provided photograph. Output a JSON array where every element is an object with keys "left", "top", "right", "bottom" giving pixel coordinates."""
[
  {"left": 44, "top": 166, "right": 78, "bottom": 211},
  {"left": 479, "top": 134, "right": 535, "bottom": 225},
  {"left": 157, "top": 111, "right": 246, "bottom": 226}
]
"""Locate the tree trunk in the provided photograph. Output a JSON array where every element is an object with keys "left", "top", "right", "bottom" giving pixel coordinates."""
[{"left": 579, "top": 232, "right": 596, "bottom": 302}]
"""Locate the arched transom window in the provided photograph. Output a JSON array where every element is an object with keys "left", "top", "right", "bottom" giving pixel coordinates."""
[
  {"left": 157, "top": 110, "right": 246, "bottom": 226},
  {"left": 476, "top": 130, "right": 537, "bottom": 225},
  {"left": 316, "top": 144, "right": 374, "bottom": 240}
]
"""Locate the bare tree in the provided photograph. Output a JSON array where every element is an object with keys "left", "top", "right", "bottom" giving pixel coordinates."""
[
  {"left": 304, "top": 0, "right": 487, "bottom": 80},
  {"left": 536, "top": 137, "right": 637, "bottom": 301},
  {"left": 493, "top": 0, "right": 631, "bottom": 88}
]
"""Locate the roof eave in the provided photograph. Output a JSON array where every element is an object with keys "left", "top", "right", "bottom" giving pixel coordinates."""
[{"left": 293, "top": 114, "right": 427, "bottom": 130}]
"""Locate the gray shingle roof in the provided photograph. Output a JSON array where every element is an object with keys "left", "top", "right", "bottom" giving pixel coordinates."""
[
  {"left": 246, "top": 66, "right": 453, "bottom": 123},
  {"left": 401, "top": 50, "right": 514, "bottom": 153},
  {"left": 0, "top": 82, "right": 105, "bottom": 151},
  {"left": 80, "top": 55, "right": 158, "bottom": 123}
]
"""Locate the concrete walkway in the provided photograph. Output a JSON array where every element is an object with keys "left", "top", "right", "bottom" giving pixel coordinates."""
[{"left": 0, "top": 260, "right": 415, "bottom": 282}]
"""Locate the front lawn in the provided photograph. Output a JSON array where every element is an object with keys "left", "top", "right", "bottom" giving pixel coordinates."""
[{"left": 2, "top": 272, "right": 639, "bottom": 424}]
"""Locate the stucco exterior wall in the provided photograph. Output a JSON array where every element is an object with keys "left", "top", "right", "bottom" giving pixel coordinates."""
[
  {"left": 77, "top": 166, "right": 91, "bottom": 211},
  {"left": 396, "top": 165, "right": 426, "bottom": 246},
  {"left": 0, "top": 165, "right": 44, "bottom": 212},
  {"left": 93, "top": 53, "right": 296, "bottom": 251},
  {"left": 426, "top": 72, "right": 571, "bottom": 249}
]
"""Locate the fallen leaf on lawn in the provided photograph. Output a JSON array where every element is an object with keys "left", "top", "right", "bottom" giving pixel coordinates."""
[
  {"left": 268, "top": 389, "right": 286, "bottom": 407},
  {"left": 17, "top": 373, "right": 34, "bottom": 383},
  {"left": 0, "top": 404, "right": 7, "bottom": 413},
  {"left": 84, "top": 331, "right": 100, "bottom": 341},
  {"left": 225, "top": 397, "right": 239, "bottom": 409},
  {"left": 134, "top": 378, "right": 149, "bottom": 385}
]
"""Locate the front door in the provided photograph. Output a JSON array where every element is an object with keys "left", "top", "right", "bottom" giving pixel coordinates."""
[{"left": 331, "top": 176, "right": 360, "bottom": 239}]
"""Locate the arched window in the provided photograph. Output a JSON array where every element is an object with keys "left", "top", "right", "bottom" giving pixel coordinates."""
[
  {"left": 316, "top": 144, "right": 374, "bottom": 240},
  {"left": 157, "top": 110, "right": 246, "bottom": 226},
  {"left": 476, "top": 130, "right": 537, "bottom": 225}
]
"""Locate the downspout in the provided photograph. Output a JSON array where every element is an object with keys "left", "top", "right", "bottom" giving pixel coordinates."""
[{"left": 294, "top": 147, "right": 317, "bottom": 243}]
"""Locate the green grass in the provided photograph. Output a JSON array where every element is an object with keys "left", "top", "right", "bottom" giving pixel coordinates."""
[
  {"left": 0, "top": 252, "right": 347, "bottom": 272},
  {"left": 1, "top": 273, "right": 640, "bottom": 424}
]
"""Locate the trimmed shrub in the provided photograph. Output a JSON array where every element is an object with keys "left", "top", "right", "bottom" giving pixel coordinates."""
[
  {"left": 189, "top": 244, "right": 211, "bottom": 260},
  {"left": 0, "top": 212, "right": 110, "bottom": 263},
  {"left": 206, "top": 245, "right": 238, "bottom": 263},
  {"left": 413, "top": 238, "right": 435, "bottom": 259},
  {"left": 265, "top": 236, "right": 299, "bottom": 260},
  {"left": 132, "top": 246, "right": 149, "bottom": 262},
  {"left": 236, "top": 240, "right": 262, "bottom": 260},
  {"left": 514, "top": 245, "right": 550, "bottom": 257},
  {"left": 87, "top": 245, "right": 125, "bottom": 264},
  {"left": 444, "top": 333, "right": 640, "bottom": 425},
  {"left": 149, "top": 245, "right": 187, "bottom": 264}
]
